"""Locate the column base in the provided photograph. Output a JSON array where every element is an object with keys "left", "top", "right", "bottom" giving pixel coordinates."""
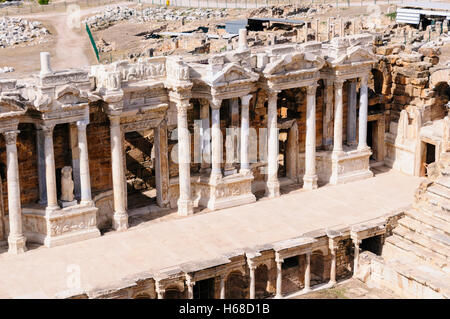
[
  {"left": 177, "top": 198, "right": 193, "bottom": 216},
  {"left": 239, "top": 168, "right": 252, "bottom": 176},
  {"left": 45, "top": 204, "right": 60, "bottom": 215},
  {"left": 113, "top": 212, "right": 129, "bottom": 231},
  {"left": 302, "top": 287, "right": 311, "bottom": 294},
  {"left": 274, "top": 293, "right": 282, "bottom": 299},
  {"left": 357, "top": 145, "right": 370, "bottom": 152},
  {"left": 8, "top": 235, "right": 27, "bottom": 254},
  {"left": 328, "top": 280, "right": 337, "bottom": 288},
  {"left": 265, "top": 180, "right": 280, "bottom": 198},
  {"left": 209, "top": 173, "right": 222, "bottom": 185},
  {"left": 303, "top": 174, "right": 318, "bottom": 190}
]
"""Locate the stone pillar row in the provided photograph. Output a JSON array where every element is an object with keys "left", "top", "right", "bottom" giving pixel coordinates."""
[{"left": 266, "top": 90, "right": 280, "bottom": 198}]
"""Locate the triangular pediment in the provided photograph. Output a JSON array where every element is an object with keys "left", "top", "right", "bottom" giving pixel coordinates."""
[
  {"left": 333, "top": 46, "right": 377, "bottom": 66},
  {"left": 55, "top": 85, "right": 89, "bottom": 106},
  {"left": 0, "top": 94, "right": 27, "bottom": 116},
  {"left": 264, "top": 52, "right": 325, "bottom": 76},
  {"left": 210, "top": 63, "right": 259, "bottom": 86}
]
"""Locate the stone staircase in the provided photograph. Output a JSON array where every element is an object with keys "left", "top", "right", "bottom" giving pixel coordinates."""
[{"left": 360, "top": 159, "right": 450, "bottom": 298}]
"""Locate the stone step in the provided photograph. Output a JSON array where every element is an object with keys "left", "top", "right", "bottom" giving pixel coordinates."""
[
  {"left": 436, "top": 176, "right": 450, "bottom": 189},
  {"left": 385, "top": 236, "right": 448, "bottom": 269},
  {"left": 400, "top": 214, "right": 450, "bottom": 241},
  {"left": 427, "top": 184, "right": 450, "bottom": 200},
  {"left": 418, "top": 203, "right": 450, "bottom": 223},
  {"left": 393, "top": 225, "right": 450, "bottom": 260},
  {"left": 424, "top": 191, "right": 450, "bottom": 213},
  {"left": 407, "top": 208, "right": 450, "bottom": 236},
  {"left": 387, "top": 254, "right": 450, "bottom": 298}
]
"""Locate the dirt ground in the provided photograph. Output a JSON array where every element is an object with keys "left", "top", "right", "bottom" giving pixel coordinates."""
[{"left": 292, "top": 278, "right": 400, "bottom": 299}]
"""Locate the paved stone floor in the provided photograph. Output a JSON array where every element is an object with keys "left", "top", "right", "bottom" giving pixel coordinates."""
[{"left": 0, "top": 167, "right": 422, "bottom": 298}]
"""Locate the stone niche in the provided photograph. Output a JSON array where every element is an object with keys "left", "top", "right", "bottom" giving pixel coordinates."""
[{"left": 22, "top": 204, "right": 100, "bottom": 248}]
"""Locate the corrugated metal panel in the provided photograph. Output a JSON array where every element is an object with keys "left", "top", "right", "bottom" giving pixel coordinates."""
[
  {"left": 225, "top": 19, "right": 248, "bottom": 35},
  {"left": 402, "top": 1, "right": 450, "bottom": 11},
  {"left": 396, "top": 8, "right": 421, "bottom": 25}
]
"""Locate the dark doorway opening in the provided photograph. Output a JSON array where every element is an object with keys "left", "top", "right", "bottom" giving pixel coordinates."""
[
  {"left": 165, "top": 287, "right": 185, "bottom": 299},
  {"left": 193, "top": 278, "right": 215, "bottom": 299},
  {"left": 278, "top": 129, "right": 289, "bottom": 178},
  {"left": 124, "top": 130, "right": 157, "bottom": 209},
  {"left": 367, "top": 121, "right": 375, "bottom": 160},
  {"left": 361, "top": 235, "right": 383, "bottom": 256},
  {"left": 422, "top": 142, "right": 436, "bottom": 177}
]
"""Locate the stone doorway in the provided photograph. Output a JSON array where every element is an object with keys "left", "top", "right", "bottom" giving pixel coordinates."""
[
  {"left": 420, "top": 141, "right": 436, "bottom": 177},
  {"left": 255, "top": 264, "right": 272, "bottom": 298},
  {"left": 361, "top": 235, "right": 384, "bottom": 256},
  {"left": 193, "top": 278, "right": 215, "bottom": 299},
  {"left": 124, "top": 130, "right": 157, "bottom": 210},
  {"left": 310, "top": 251, "right": 325, "bottom": 286},
  {"left": 367, "top": 114, "right": 385, "bottom": 166},
  {"left": 164, "top": 286, "right": 186, "bottom": 299},
  {"left": 225, "top": 271, "right": 249, "bottom": 299}
]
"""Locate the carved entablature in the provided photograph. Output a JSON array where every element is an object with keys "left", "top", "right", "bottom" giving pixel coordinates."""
[
  {"left": 210, "top": 63, "right": 259, "bottom": 88},
  {"left": 263, "top": 51, "right": 325, "bottom": 90},
  {"left": 328, "top": 46, "right": 377, "bottom": 69},
  {"left": 38, "top": 69, "right": 90, "bottom": 88}
]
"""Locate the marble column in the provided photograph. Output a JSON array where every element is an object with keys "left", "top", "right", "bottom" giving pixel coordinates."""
[
  {"left": 275, "top": 258, "right": 283, "bottom": 299},
  {"left": 4, "top": 130, "right": 26, "bottom": 254},
  {"left": 200, "top": 99, "right": 211, "bottom": 173},
  {"left": 240, "top": 94, "right": 252, "bottom": 175},
  {"left": 327, "top": 17, "right": 331, "bottom": 41},
  {"left": 220, "top": 275, "right": 226, "bottom": 299},
  {"left": 186, "top": 276, "right": 195, "bottom": 299},
  {"left": 249, "top": 264, "right": 256, "bottom": 299},
  {"left": 315, "top": 19, "right": 319, "bottom": 41},
  {"left": 304, "top": 252, "right": 311, "bottom": 292},
  {"left": 304, "top": 84, "right": 318, "bottom": 190},
  {"left": 43, "top": 125, "right": 59, "bottom": 212},
  {"left": 155, "top": 283, "right": 165, "bottom": 299},
  {"left": 353, "top": 239, "right": 361, "bottom": 275},
  {"left": 36, "top": 128, "right": 47, "bottom": 205},
  {"left": 329, "top": 248, "right": 337, "bottom": 286},
  {"left": 177, "top": 100, "right": 194, "bottom": 216},
  {"left": 323, "top": 80, "right": 334, "bottom": 150},
  {"left": 109, "top": 116, "right": 128, "bottom": 231},
  {"left": 333, "top": 80, "right": 345, "bottom": 156},
  {"left": 77, "top": 120, "right": 92, "bottom": 205},
  {"left": 210, "top": 98, "right": 222, "bottom": 183},
  {"left": 266, "top": 90, "right": 280, "bottom": 198},
  {"left": 358, "top": 75, "right": 369, "bottom": 150},
  {"left": 347, "top": 79, "right": 357, "bottom": 146}
]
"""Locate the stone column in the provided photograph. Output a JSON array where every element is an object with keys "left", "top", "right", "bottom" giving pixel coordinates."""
[
  {"left": 4, "top": 130, "right": 26, "bottom": 254},
  {"left": 266, "top": 90, "right": 280, "bottom": 198},
  {"left": 155, "top": 283, "right": 165, "bottom": 299},
  {"left": 275, "top": 258, "right": 283, "bottom": 299},
  {"left": 36, "top": 128, "right": 47, "bottom": 205},
  {"left": 329, "top": 248, "right": 337, "bottom": 286},
  {"left": 186, "top": 275, "right": 195, "bottom": 299},
  {"left": 249, "top": 263, "right": 256, "bottom": 299},
  {"left": 304, "top": 84, "right": 318, "bottom": 190},
  {"left": 210, "top": 98, "right": 222, "bottom": 183},
  {"left": 200, "top": 99, "right": 211, "bottom": 173},
  {"left": 315, "top": 19, "right": 319, "bottom": 41},
  {"left": 240, "top": 94, "right": 252, "bottom": 174},
  {"left": 358, "top": 75, "right": 369, "bottom": 150},
  {"left": 177, "top": 100, "right": 194, "bottom": 216},
  {"left": 109, "top": 116, "right": 128, "bottom": 231},
  {"left": 327, "top": 17, "right": 331, "bottom": 41},
  {"left": 347, "top": 79, "right": 357, "bottom": 146},
  {"left": 304, "top": 23, "right": 308, "bottom": 42},
  {"left": 353, "top": 239, "right": 361, "bottom": 275},
  {"left": 340, "top": 18, "right": 344, "bottom": 37},
  {"left": 77, "top": 120, "right": 92, "bottom": 205},
  {"left": 43, "top": 124, "right": 59, "bottom": 212},
  {"left": 219, "top": 275, "right": 226, "bottom": 299},
  {"left": 323, "top": 80, "right": 334, "bottom": 150},
  {"left": 304, "top": 252, "right": 311, "bottom": 292},
  {"left": 333, "top": 80, "right": 345, "bottom": 156}
]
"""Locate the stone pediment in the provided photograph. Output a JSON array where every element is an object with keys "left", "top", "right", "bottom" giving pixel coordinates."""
[
  {"left": 210, "top": 63, "right": 259, "bottom": 87},
  {"left": 331, "top": 46, "right": 377, "bottom": 67},
  {"left": 55, "top": 85, "right": 89, "bottom": 106},
  {"left": 263, "top": 52, "right": 325, "bottom": 77},
  {"left": 0, "top": 93, "right": 27, "bottom": 117}
]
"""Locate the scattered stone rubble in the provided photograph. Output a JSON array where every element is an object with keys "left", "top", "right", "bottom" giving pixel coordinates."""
[
  {"left": 0, "top": 17, "right": 49, "bottom": 48},
  {"left": 0, "top": 66, "right": 15, "bottom": 74},
  {"left": 83, "top": 6, "right": 227, "bottom": 31},
  {"left": 248, "top": 4, "right": 332, "bottom": 19}
]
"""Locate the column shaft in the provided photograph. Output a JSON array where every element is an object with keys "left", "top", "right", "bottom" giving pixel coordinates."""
[
  {"left": 110, "top": 116, "right": 128, "bottom": 230},
  {"left": 275, "top": 260, "right": 283, "bottom": 299},
  {"left": 323, "top": 81, "right": 334, "bottom": 150},
  {"left": 266, "top": 91, "right": 280, "bottom": 198},
  {"left": 347, "top": 80, "right": 357, "bottom": 146},
  {"left": 333, "top": 80, "right": 344, "bottom": 155},
  {"left": 249, "top": 266, "right": 256, "bottom": 299},
  {"left": 77, "top": 121, "right": 92, "bottom": 204},
  {"left": 4, "top": 131, "right": 26, "bottom": 254},
  {"left": 210, "top": 99, "right": 222, "bottom": 181},
  {"left": 43, "top": 125, "right": 58, "bottom": 212},
  {"left": 200, "top": 99, "right": 210, "bottom": 172},
  {"left": 304, "top": 85, "right": 318, "bottom": 190},
  {"left": 240, "top": 95, "right": 252, "bottom": 173},
  {"left": 354, "top": 241, "right": 361, "bottom": 275},
  {"left": 304, "top": 252, "right": 311, "bottom": 292},
  {"left": 358, "top": 76, "right": 369, "bottom": 150},
  {"left": 177, "top": 102, "right": 193, "bottom": 216},
  {"left": 330, "top": 249, "right": 337, "bottom": 286},
  {"left": 220, "top": 277, "right": 226, "bottom": 299}
]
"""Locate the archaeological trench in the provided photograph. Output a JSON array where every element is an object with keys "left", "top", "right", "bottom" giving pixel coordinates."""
[{"left": 0, "top": 15, "right": 449, "bottom": 299}]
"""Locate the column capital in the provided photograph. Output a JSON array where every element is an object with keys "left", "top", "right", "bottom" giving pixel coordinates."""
[
  {"left": 42, "top": 124, "right": 55, "bottom": 137},
  {"left": 306, "top": 83, "right": 319, "bottom": 95},
  {"left": 334, "top": 79, "right": 345, "bottom": 89},
  {"left": 3, "top": 130, "right": 19, "bottom": 145},
  {"left": 360, "top": 74, "right": 369, "bottom": 85},
  {"left": 240, "top": 94, "right": 253, "bottom": 107},
  {"left": 76, "top": 119, "right": 89, "bottom": 128},
  {"left": 185, "top": 274, "right": 195, "bottom": 288},
  {"left": 176, "top": 100, "right": 190, "bottom": 115},
  {"left": 109, "top": 115, "right": 121, "bottom": 127},
  {"left": 267, "top": 89, "right": 281, "bottom": 98},
  {"left": 209, "top": 97, "right": 222, "bottom": 110}
]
